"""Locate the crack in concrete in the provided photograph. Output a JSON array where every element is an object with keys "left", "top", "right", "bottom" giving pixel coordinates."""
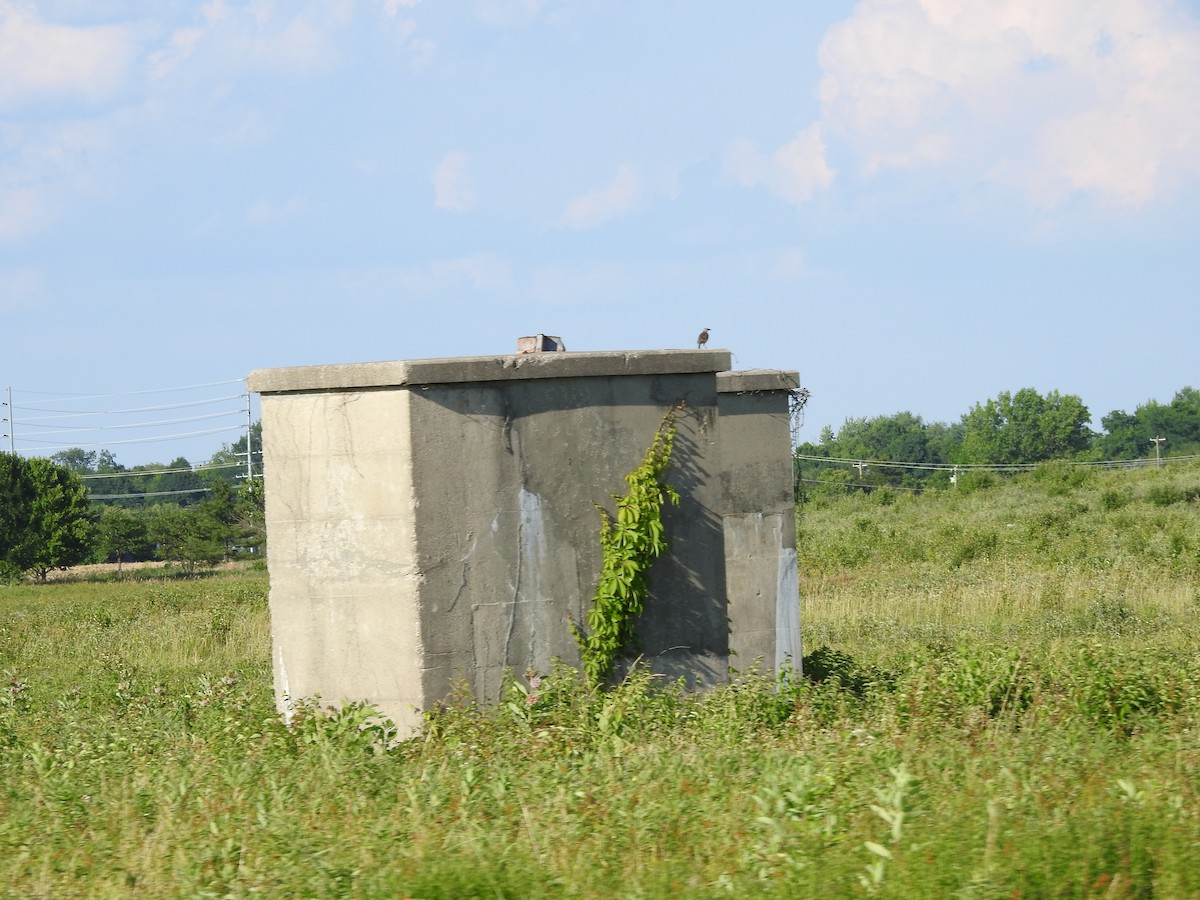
[{"left": 446, "top": 531, "right": 476, "bottom": 615}]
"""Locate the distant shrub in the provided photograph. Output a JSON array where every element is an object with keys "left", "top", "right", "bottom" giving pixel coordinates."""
[
  {"left": 954, "top": 470, "right": 995, "bottom": 494},
  {"left": 949, "top": 529, "right": 999, "bottom": 569},
  {"left": 935, "top": 646, "right": 1036, "bottom": 718},
  {"left": 1034, "top": 460, "right": 1093, "bottom": 495},
  {"left": 801, "top": 645, "right": 893, "bottom": 698},
  {"left": 1100, "top": 488, "right": 1131, "bottom": 510},
  {"left": 872, "top": 487, "right": 897, "bottom": 506},
  {"left": 809, "top": 468, "right": 857, "bottom": 502},
  {"left": 1147, "top": 483, "right": 1187, "bottom": 506},
  {"left": 1068, "top": 647, "right": 1172, "bottom": 734}
]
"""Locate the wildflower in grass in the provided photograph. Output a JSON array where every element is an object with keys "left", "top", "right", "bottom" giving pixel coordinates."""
[{"left": 4, "top": 671, "right": 29, "bottom": 712}]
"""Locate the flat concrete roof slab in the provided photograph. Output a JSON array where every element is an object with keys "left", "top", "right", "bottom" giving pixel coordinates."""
[
  {"left": 250, "top": 349, "right": 734, "bottom": 394},
  {"left": 716, "top": 369, "right": 801, "bottom": 393}
]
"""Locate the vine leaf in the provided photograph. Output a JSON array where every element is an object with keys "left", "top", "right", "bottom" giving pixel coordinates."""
[{"left": 571, "top": 402, "right": 684, "bottom": 689}]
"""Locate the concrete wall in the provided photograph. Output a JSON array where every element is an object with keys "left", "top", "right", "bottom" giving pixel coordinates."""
[
  {"left": 717, "top": 370, "right": 802, "bottom": 672},
  {"left": 249, "top": 350, "right": 799, "bottom": 736}
]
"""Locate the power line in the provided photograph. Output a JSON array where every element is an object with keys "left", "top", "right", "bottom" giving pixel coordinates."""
[
  {"left": 796, "top": 477, "right": 922, "bottom": 492},
  {"left": 4, "top": 377, "right": 254, "bottom": 461},
  {"left": 80, "top": 462, "right": 245, "bottom": 480},
  {"left": 5, "top": 377, "right": 260, "bottom": 508},
  {"left": 796, "top": 454, "right": 1035, "bottom": 472},
  {"left": 87, "top": 487, "right": 214, "bottom": 500},
  {"left": 18, "top": 410, "right": 244, "bottom": 434},
  {"left": 794, "top": 453, "right": 1200, "bottom": 472},
  {"left": 10, "top": 379, "right": 245, "bottom": 400},
  {"left": 17, "top": 394, "right": 246, "bottom": 419},
  {"left": 14, "top": 425, "right": 245, "bottom": 449}
]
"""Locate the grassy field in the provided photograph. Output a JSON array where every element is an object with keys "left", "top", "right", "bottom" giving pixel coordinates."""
[{"left": 2, "top": 460, "right": 1200, "bottom": 897}]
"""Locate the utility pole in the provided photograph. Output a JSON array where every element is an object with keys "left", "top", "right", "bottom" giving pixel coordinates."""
[
  {"left": 245, "top": 390, "right": 254, "bottom": 480},
  {"left": 853, "top": 460, "right": 868, "bottom": 478},
  {"left": 2, "top": 386, "right": 12, "bottom": 453},
  {"left": 1150, "top": 435, "right": 1166, "bottom": 468}
]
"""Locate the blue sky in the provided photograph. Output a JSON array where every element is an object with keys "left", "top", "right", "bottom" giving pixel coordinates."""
[{"left": 3, "top": 0, "right": 1199, "bottom": 466}]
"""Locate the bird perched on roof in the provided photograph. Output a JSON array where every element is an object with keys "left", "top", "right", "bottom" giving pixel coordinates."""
[{"left": 696, "top": 328, "right": 711, "bottom": 349}]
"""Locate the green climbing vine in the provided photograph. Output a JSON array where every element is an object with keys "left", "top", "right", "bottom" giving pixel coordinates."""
[{"left": 572, "top": 402, "right": 684, "bottom": 689}]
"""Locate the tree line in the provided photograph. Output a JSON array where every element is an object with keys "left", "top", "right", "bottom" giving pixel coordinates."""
[
  {"left": 1, "top": 427, "right": 264, "bottom": 581},
  {"left": 50, "top": 423, "right": 262, "bottom": 508},
  {"left": 796, "top": 386, "right": 1200, "bottom": 496}
]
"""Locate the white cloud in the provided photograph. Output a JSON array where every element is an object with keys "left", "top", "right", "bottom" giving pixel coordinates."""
[
  {"left": 427, "top": 254, "right": 514, "bottom": 293},
  {"left": 0, "top": 2, "right": 376, "bottom": 243},
  {"left": 347, "top": 253, "right": 516, "bottom": 298},
  {"left": 147, "top": 26, "right": 204, "bottom": 80},
  {"left": 404, "top": 35, "right": 437, "bottom": 68},
  {"left": 0, "top": 185, "right": 51, "bottom": 241},
  {"left": 560, "top": 163, "right": 643, "bottom": 230},
  {"left": 383, "top": 0, "right": 422, "bottom": 14},
  {"left": 726, "top": 124, "right": 836, "bottom": 205},
  {"left": 0, "top": 266, "right": 48, "bottom": 311},
  {"left": 817, "top": 0, "right": 1200, "bottom": 207},
  {"left": 378, "top": 0, "right": 436, "bottom": 66},
  {"left": 771, "top": 246, "right": 807, "bottom": 282},
  {"left": 245, "top": 195, "right": 310, "bottom": 226},
  {"left": 530, "top": 260, "right": 632, "bottom": 306},
  {"left": 250, "top": 13, "right": 340, "bottom": 74},
  {"left": 433, "top": 151, "right": 476, "bottom": 212},
  {"left": 0, "top": 119, "right": 116, "bottom": 241},
  {"left": 0, "top": 3, "right": 138, "bottom": 111},
  {"left": 148, "top": 1, "right": 350, "bottom": 85},
  {"left": 209, "top": 111, "right": 273, "bottom": 151},
  {"left": 474, "top": 0, "right": 551, "bottom": 28}
]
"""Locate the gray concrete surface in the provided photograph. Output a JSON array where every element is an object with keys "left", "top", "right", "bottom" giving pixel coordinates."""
[{"left": 249, "top": 349, "right": 800, "bottom": 736}]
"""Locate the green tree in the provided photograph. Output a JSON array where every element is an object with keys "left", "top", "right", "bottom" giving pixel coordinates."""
[
  {"left": 959, "top": 388, "right": 1092, "bottom": 465},
  {"left": 839, "top": 412, "right": 930, "bottom": 463},
  {"left": 196, "top": 479, "right": 243, "bottom": 557},
  {"left": 25, "top": 458, "right": 96, "bottom": 580},
  {"left": 199, "top": 479, "right": 237, "bottom": 527},
  {"left": 1096, "top": 409, "right": 1143, "bottom": 460},
  {"left": 1168, "top": 387, "right": 1200, "bottom": 453},
  {"left": 50, "top": 448, "right": 97, "bottom": 474},
  {"left": 1094, "top": 386, "right": 1200, "bottom": 460},
  {"left": 95, "top": 506, "right": 152, "bottom": 570},
  {"left": 89, "top": 452, "right": 141, "bottom": 508},
  {"left": 926, "top": 421, "right": 965, "bottom": 465},
  {"left": 0, "top": 453, "right": 37, "bottom": 579},
  {"left": 145, "top": 504, "right": 225, "bottom": 572},
  {"left": 143, "top": 457, "right": 208, "bottom": 507},
  {"left": 0, "top": 455, "right": 95, "bottom": 580},
  {"left": 809, "top": 467, "right": 857, "bottom": 500},
  {"left": 839, "top": 411, "right": 953, "bottom": 486},
  {"left": 207, "top": 421, "right": 263, "bottom": 484},
  {"left": 233, "top": 478, "right": 266, "bottom": 555},
  {"left": 796, "top": 412, "right": 963, "bottom": 492}
]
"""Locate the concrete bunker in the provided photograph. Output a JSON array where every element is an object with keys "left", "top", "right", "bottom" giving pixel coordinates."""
[{"left": 249, "top": 349, "right": 800, "bottom": 737}]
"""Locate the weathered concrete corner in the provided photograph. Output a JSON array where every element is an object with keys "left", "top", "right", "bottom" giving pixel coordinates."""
[{"left": 251, "top": 349, "right": 800, "bottom": 736}]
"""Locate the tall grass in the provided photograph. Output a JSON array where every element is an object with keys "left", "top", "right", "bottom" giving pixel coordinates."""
[
  {"left": 799, "top": 459, "right": 1200, "bottom": 658},
  {"left": 0, "top": 460, "right": 1198, "bottom": 897}
]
